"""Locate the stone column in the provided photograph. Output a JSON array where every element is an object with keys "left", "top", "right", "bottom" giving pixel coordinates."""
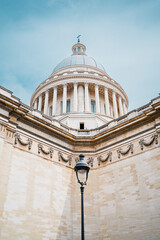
[
  {"left": 85, "top": 82, "right": 89, "bottom": 112},
  {"left": 44, "top": 90, "right": 49, "bottom": 115},
  {"left": 63, "top": 84, "right": 67, "bottom": 113},
  {"left": 74, "top": 82, "right": 78, "bottom": 112},
  {"left": 52, "top": 87, "right": 57, "bottom": 116},
  {"left": 104, "top": 87, "right": 110, "bottom": 116},
  {"left": 34, "top": 98, "right": 38, "bottom": 109},
  {"left": 112, "top": 91, "right": 118, "bottom": 118},
  {"left": 38, "top": 94, "right": 42, "bottom": 112},
  {"left": 123, "top": 100, "right": 127, "bottom": 114},
  {"left": 78, "top": 85, "right": 84, "bottom": 112},
  {"left": 95, "top": 84, "right": 100, "bottom": 113},
  {"left": 118, "top": 95, "right": 124, "bottom": 116}
]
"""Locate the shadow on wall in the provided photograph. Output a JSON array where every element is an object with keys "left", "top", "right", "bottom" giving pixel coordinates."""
[
  {"left": 55, "top": 170, "right": 78, "bottom": 240},
  {"left": 55, "top": 168, "right": 100, "bottom": 240}
]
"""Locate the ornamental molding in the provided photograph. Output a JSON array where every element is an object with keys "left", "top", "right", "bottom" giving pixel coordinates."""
[
  {"left": 87, "top": 157, "right": 94, "bottom": 167},
  {"left": 117, "top": 144, "right": 133, "bottom": 158},
  {"left": 14, "top": 133, "right": 32, "bottom": 150},
  {"left": 97, "top": 152, "right": 112, "bottom": 166},
  {"left": 139, "top": 134, "right": 158, "bottom": 150},
  {"left": 75, "top": 157, "right": 79, "bottom": 163},
  {"left": 75, "top": 156, "right": 94, "bottom": 167},
  {"left": 38, "top": 143, "right": 53, "bottom": 158},
  {"left": 58, "top": 152, "right": 72, "bottom": 165}
]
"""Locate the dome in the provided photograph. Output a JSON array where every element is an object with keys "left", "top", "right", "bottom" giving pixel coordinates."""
[{"left": 52, "top": 42, "right": 106, "bottom": 73}]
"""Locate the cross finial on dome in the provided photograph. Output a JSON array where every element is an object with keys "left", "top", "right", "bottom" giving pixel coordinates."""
[{"left": 77, "top": 35, "right": 81, "bottom": 43}]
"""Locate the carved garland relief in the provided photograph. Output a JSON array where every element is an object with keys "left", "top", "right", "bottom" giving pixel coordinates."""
[
  {"left": 58, "top": 152, "right": 72, "bottom": 165},
  {"left": 15, "top": 133, "right": 32, "bottom": 150},
  {"left": 13, "top": 132, "right": 159, "bottom": 167},
  {"left": 139, "top": 134, "right": 158, "bottom": 150},
  {"left": 38, "top": 143, "right": 53, "bottom": 158}
]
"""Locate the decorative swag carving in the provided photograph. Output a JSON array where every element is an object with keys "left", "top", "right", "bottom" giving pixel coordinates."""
[
  {"left": 97, "top": 152, "right": 112, "bottom": 166},
  {"left": 117, "top": 144, "right": 133, "bottom": 158},
  {"left": 38, "top": 144, "right": 53, "bottom": 158},
  {"left": 139, "top": 134, "right": 158, "bottom": 150},
  {"left": 15, "top": 133, "right": 32, "bottom": 150},
  {"left": 75, "top": 156, "right": 94, "bottom": 167},
  {"left": 58, "top": 152, "right": 72, "bottom": 165},
  {"left": 87, "top": 157, "right": 94, "bottom": 167}
]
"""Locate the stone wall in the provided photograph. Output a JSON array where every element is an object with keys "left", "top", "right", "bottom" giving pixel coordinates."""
[
  {"left": 0, "top": 89, "right": 160, "bottom": 240},
  {"left": 0, "top": 137, "right": 73, "bottom": 240},
  {"left": 77, "top": 147, "right": 160, "bottom": 240}
]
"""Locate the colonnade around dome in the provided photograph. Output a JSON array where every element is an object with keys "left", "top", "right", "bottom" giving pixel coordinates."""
[{"left": 33, "top": 82, "right": 127, "bottom": 117}]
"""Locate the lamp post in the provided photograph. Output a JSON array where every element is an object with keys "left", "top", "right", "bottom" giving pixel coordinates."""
[{"left": 74, "top": 154, "right": 90, "bottom": 240}]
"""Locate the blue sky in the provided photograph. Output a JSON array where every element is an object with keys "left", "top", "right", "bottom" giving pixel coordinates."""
[{"left": 0, "top": 0, "right": 160, "bottom": 111}]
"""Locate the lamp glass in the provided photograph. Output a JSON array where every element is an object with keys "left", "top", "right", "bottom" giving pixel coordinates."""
[{"left": 77, "top": 169, "right": 87, "bottom": 184}]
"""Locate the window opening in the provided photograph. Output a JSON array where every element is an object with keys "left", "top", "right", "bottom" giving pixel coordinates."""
[
  {"left": 104, "top": 104, "right": 106, "bottom": 115},
  {"left": 61, "top": 101, "right": 63, "bottom": 114},
  {"left": 50, "top": 106, "right": 53, "bottom": 116},
  {"left": 80, "top": 123, "right": 84, "bottom": 129},
  {"left": 91, "top": 100, "right": 96, "bottom": 113},
  {"left": 66, "top": 100, "right": 70, "bottom": 113}
]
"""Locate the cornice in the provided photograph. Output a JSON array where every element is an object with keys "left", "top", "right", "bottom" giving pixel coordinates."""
[{"left": 0, "top": 88, "right": 159, "bottom": 148}]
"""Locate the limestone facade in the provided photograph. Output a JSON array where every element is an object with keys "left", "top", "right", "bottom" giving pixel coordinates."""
[
  {"left": 0, "top": 86, "right": 160, "bottom": 240},
  {"left": 0, "top": 41, "right": 160, "bottom": 240}
]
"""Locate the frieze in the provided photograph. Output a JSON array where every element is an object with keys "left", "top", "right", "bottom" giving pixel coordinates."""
[
  {"left": 58, "top": 152, "right": 72, "bottom": 165},
  {"left": 87, "top": 157, "right": 94, "bottom": 167},
  {"left": 139, "top": 134, "right": 158, "bottom": 150},
  {"left": 38, "top": 143, "right": 53, "bottom": 158},
  {"left": 75, "top": 156, "right": 94, "bottom": 167},
  {"left": 97, "top": 152, "right": 112, "bottom": 166},
  {"left": 14, "top": 133, "right": 32, "bottom": 150},
  {"left": 117, "top": 144, "right": 133, "bottom": 159}
]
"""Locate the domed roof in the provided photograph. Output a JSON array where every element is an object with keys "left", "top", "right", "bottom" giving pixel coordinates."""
[{"left": 52, "top": 42, "right": 106, "bottom": 73}]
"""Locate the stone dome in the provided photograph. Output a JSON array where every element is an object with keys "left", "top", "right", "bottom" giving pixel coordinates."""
[
  {"left": 31, "top": 40, "right": 128, "bottom": 130},
  {"left": 53, "top": 43, "right": 106, "bottom": 73}
]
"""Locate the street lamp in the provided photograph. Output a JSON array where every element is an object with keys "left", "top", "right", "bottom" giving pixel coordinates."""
[{"left": 75, "top": 154, "right": 90, "bottom": 240}]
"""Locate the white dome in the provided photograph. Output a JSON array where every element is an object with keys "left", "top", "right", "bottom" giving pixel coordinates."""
[{"left": 52, "top": 42, "right": 106, "bottom": 73}]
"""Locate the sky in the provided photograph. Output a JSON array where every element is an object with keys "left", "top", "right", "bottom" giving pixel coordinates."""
[{"left": 0, "top": 0, "right": 160, "bottom": 111}]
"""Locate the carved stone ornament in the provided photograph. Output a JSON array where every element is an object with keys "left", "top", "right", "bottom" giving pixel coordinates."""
[
  {"left": 58, "top": 152, "right": 72, "bottom": 165},
  {"left": 139, "top": 134, "right": 158, "bottom": 150},
  {"left": 97, "top": 152, "right": 112, "bottom": 166},
  {"left": 15, "top": 133, "right": 32, "bottom": 150},
  {"left": 38, "top": 143, "right": 53, "bottom": 158},
  {"left": 117, "top": 144, "right": 133, "bottom": 159},
  {"left": 87, "top": 157, "right": 94, "bottom": 167},
  {"left": 75, "top": 157, "right": 79, "bottom": 163}
]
